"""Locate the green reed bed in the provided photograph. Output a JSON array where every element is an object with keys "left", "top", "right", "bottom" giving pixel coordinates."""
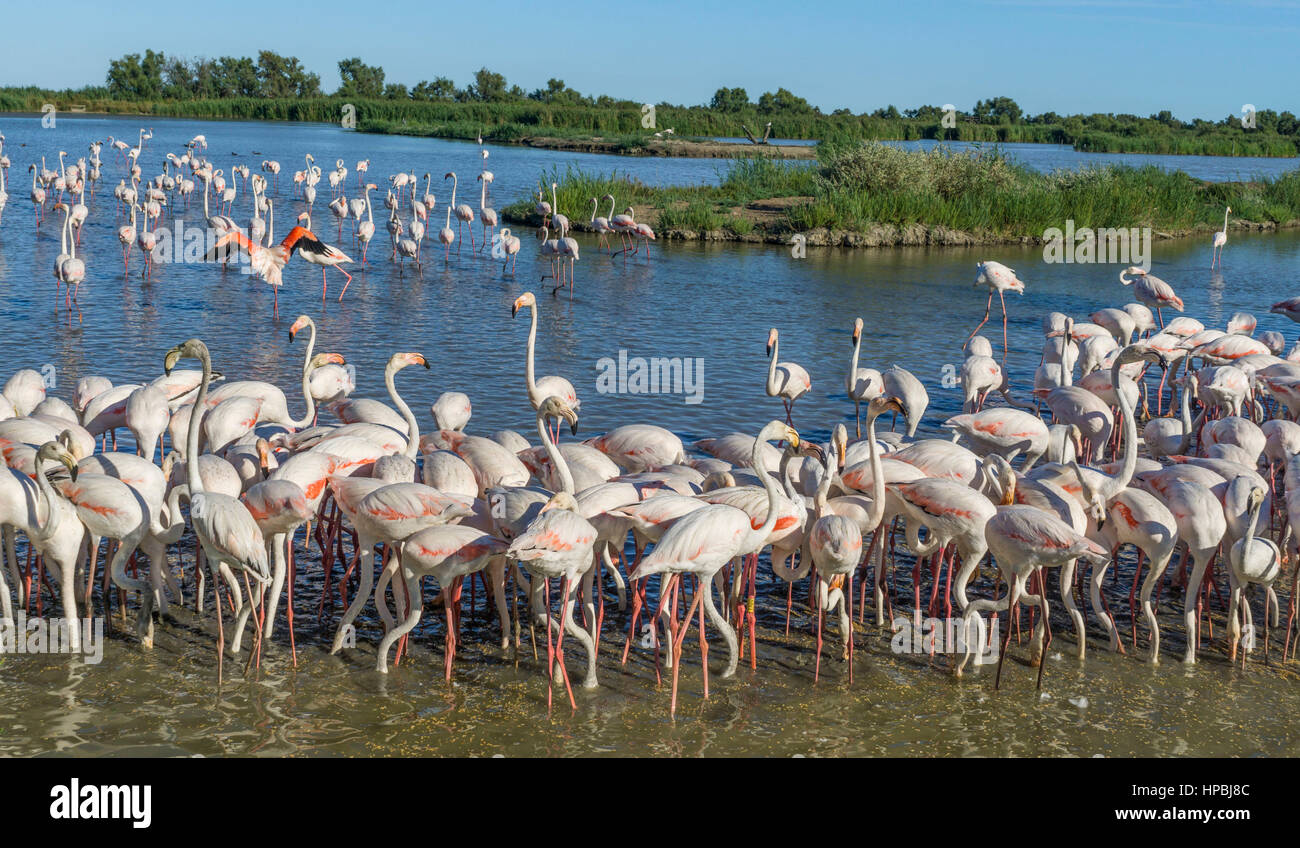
[{"left": 507, "top": 142, "right": 1300, "bottom": 241}]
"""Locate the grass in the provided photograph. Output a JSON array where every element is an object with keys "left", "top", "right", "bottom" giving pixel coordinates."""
[
  {"left": 504, "top": 142, "right": 1300, "bottom": 242},
  {"left": 4, "top": 88, "right": 1298, "bottom": 158}
]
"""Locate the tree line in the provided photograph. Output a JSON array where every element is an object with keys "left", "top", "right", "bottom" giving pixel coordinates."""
[{"left": 17, "top": 50, "right": 1299, "bottom": 147}]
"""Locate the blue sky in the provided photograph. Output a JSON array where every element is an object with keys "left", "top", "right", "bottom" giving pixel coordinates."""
[{"left": 3, "top": 0, "right": 1296, "bottom": 120}]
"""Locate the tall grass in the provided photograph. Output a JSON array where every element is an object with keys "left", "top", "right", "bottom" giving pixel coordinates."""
[
  {"left": 4, "top": 87, "right": 1297, "bottom": 158},
  {"left": 505, "top": 143, "right": 1300, "bottom": 239}
]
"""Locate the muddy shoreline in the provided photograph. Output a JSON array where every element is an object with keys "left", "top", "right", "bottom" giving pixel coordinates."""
[
  {"left": 504, "top": 204, "right": 1300, "bottom": 249},
  {"left": 515, "top": 135, "right": 816, "bottom": 159}
]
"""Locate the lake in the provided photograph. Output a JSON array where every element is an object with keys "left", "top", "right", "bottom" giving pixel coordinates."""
[{"left": 1, "top": 113, "right": 1299, "bottom": 757}]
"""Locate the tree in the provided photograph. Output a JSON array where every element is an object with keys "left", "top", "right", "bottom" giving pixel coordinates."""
[
  {"left": 383, "top": 82, "right": 409, "bottom": 100},
  {"left": 411, "top": 78, "right": 458, "bottom": 101},
  {"left": 256, "top": 51, "right": 320, "bottom": 98},
  {"left": 161, "top": 55, "right": 195, "bottom": 100},
  {"left": 529, "top": 78, "right": 587, "bottom": 105},
  {"left": 709, "top": 87, "right": 750, "bottom": 112},
  {"left": 336, "top": 57, "right": 386, "bottom": 98},
  {"left": 211, "top": 56, "right": 260, "bottom": 97},
  {"left": 756, "top": 87, "right": 813, "bottom": 114},
  {"left": 464, "top": 67, "right": 511, "bottom": 102},
  {"left": 106, "top": 51, "right": 166, "bottom": 100},
  {"left": 972, "top": 96, "right": 1022, "bottom": 124}
]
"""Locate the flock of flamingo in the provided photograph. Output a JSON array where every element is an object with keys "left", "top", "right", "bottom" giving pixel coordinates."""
[
  {"left": 0, "top": 126, "right": 656, "bottom": 319},
  {"left": 1, "top": 125, "right": 1296, "bottom": 715}
]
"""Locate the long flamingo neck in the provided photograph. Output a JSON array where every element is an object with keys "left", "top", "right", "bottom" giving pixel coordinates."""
[
  {"left": 525, "top": 302, "right": 539, "bottom": 398},
  {"left": 766, "top": 336, "right": 780, "bottom": 395},
  {"left": 865, "top": 412, "right": 887, "bottom": 529},
  {"left": 386, "top": 362, "right": 420, "bottom": 459},
  {"left": 537, "top": 410, "right": 575, "bottom": 495},
  {"left": 1104, "top": 359, "right": 1138, "bottom": 499},
  {"left": 849, "top": 332, "right": 862, "bottom": 387},
  {"left": 186, "top": 349, "right": 210, "bottom": 492}
]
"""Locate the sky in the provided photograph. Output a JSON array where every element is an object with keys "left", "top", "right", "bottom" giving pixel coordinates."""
[{"left": 2, "top": 0, "right": 1297, "bottom": 121}]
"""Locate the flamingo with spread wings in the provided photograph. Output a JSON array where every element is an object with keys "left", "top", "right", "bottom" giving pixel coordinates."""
[{"left": 204, "top": 203, "right": 334, "bottom": 314}]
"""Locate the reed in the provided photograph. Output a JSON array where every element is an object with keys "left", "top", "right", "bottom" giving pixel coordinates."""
[
  {"left": 505, "top": 143, "right": 1300, "bottom": 240},
  {"left": 3, "top": 87, "right": 1297, "bottom": 158}
]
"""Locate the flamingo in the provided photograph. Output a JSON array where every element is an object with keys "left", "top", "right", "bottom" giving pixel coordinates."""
[
  {"left": 765, "top": 328, "right": 812, "bottom": 425},
  {"left": 1226, "top": 481, "right": 1280, "bottom": 664},
  {"left": 512, "top": 292, "right": 581, "bottom": 436},
  {"left": 438, "top": 204, "right": 455, "bottom": 262},
  {"left": 1120, "top": 266, "right": 1184, "bottom": 328},
  {"left": 445, "top": 172, "right": 475, "bottom": 251},
  {"left": 808, "top": 402, "right": 899, "bottom": 680},
  {"left": 958, "top": 498, "right": 1109, "bottom": 688},
  {"left": 845, "top": 318, "right": 884, "bottom": 437},
  {"left": 590, "top": 196, "right": 614, "bottom": 253},
  {"left": 548, "top": 182, "right": 568, "bottom": 238},
  {"left": 117, "top": 202, "right": 137, "bottom": 274},
  {"left": 629, "top": 419, "right": 798, "bottom": 714},
  {"left": 204, "top": 201, "right": 334, "bottom": 315},
  {"left": 1212, "top": 206, "right": 1231, "bottom": 268},
  {"left": 29, "top": 164, "right": 46, "bottom": 226},
  {"left": 356, "top": 183, "right": 377, "bottom": 265},
  {"left": 163, "top": 339, "right": 270, "bottom": 681},
  {"left": 374, "top": 525, "right": 508, "bottom": 675},
  {"left": 478, "top": 172, "right": 497, "bottom": 251},
  {"left": 296, "top": 212, "right": 356, "bottom": 300},
  {"left": 498, "top": 227, "right": 521, "bottom": 275},
  {"left": 969, "top": 260, "right": 1024, "bottom": 360},
  {"left": 327, "top": 464, "right": 474, "bottom": 655}
]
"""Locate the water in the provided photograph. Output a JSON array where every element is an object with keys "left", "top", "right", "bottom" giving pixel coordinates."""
[
  {"left": 2, "top": 114, "right": 1300, "bottom": 757},
  {"left": 879, "top": 139, "right": 1300, "bottom": 183}
]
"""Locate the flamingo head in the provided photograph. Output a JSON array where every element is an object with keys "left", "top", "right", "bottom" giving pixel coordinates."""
[
  {"left": 512, "top": 292, "right": 536, "bottom": 317},
  {"left": 1069, "top": 461, "right": 1106, "bottom": 529},
  {"left": 539, "top": 395, "right": 579, "bottom": 436},
  {"left": 396, "top": 352, "right": 429, "bottom": 370},
  {"left": 540, "top": 490, "right": 580, "bottom": 514},
  {"left": 164, "top": 338, "right": 208, "bottom": 376},
  {"left": 852, "top": 317, "right": 863, "bottom": 343},
  {"left": 444, "top": 172, "right": 455, "bottom": 180},
  {"left": 866, "top": 395, "right": 905, "bottom": 422},
  {"left": 1119, "top": 265, "right": 1146, "bottom": 285},
  {"left": 766, "top": 328, "right": 778, "bottom": 356},
  {"left": 37, "top": 440, "right": 78, "bottom": 482},
  {"left": 832, "top": 423, "right": 848, "bottom": 469}
]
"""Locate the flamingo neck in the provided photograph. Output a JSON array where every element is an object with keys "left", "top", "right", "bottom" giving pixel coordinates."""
[
  {"left": 385, "top": 360, "right": 420, "bottom": 458},
  {"left": 766, "top": 335, "right": 780, "bottom": 395},
  {"left": 524, "top": 301, "right": 539, "bottom": 401},
  {"left": 186, "top": 349, "right": 210, "bottom": 494},
  {"left": 537, "top": 410, "right": 575, "bottom": 495},
  {"left": 848, "top": 331, "right": 862, "bottom": 391},
  {"left": 1103, "top": 357, "right": 1139, "bottom": 500},
  {"left": 745, "top": 432, "right": 783, "bottom": 551},
  {"left": 865, "top": 412, "right": 887, "bottom": 529}
]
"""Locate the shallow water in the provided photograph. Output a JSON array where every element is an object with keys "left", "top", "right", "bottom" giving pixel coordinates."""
[{"left": 1, "top": 114, "right": 1299, "bottom": 757}]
